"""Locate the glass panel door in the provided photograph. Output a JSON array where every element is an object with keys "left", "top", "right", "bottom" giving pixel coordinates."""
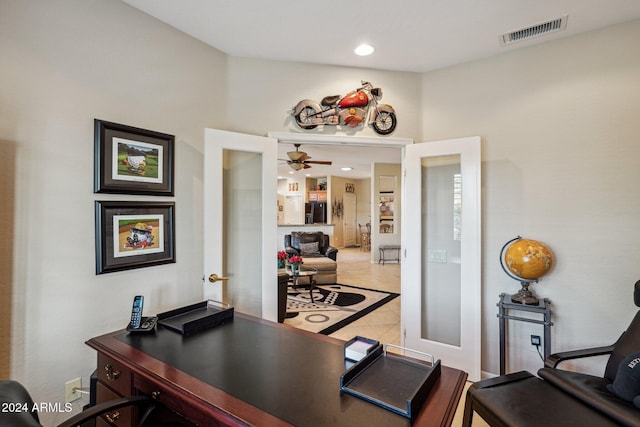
[
  {"left": 204, "top": 129, "right": 278, "bottom": 321},
  {"left": 222, "top": 150, "right": 263, "bottom": 316},
  {"left": 402, "top": 136, "right": 481, "bottom": 380},
  {"left": 422, "top": 155, "right": 461, "bottom": 346}
]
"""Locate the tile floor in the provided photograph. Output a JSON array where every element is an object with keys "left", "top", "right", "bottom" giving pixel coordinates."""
[
  {"left": 325, "top": 247, "right": 488, "bottom": 427},
  {"left": 327, "top": 247, "right": 401, "bottom": 345}
]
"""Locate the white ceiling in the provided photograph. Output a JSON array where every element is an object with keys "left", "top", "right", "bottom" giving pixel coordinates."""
[
  {"left": 122, "top": 0, "right": 640, "bottom": 178},
  {"left": 123, "top": 0, "right": 640, "bottom": 73}
]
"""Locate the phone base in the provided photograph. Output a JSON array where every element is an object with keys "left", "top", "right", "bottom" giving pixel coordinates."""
[{"left": 127, "top": 316, "right": 158, "bottom": 334}]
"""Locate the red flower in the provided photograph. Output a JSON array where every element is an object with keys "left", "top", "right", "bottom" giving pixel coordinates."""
[
  {"left": 288, "top": 255, "right": 304, "bottom": 265},
  {"left": 277, "top": 251, "right": 288, "bottom": 260}
]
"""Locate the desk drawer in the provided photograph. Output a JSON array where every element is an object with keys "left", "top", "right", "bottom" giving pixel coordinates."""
[
  {"left": 97, "top": 353, "right": 132, "bottom": 397},
  {"left": 135, "top": 377, "right": 221, "bottom": 427},
  {"left": 96, "top": 382, "right": 133, "bottom": 427}
]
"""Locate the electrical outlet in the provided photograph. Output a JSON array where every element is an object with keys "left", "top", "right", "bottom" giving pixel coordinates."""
[
  {"left": 65, "top": 378, "right": 82, "bottom": 403},
  {"left": 530, "top": 335, "right": 541, "bottom": 352}
]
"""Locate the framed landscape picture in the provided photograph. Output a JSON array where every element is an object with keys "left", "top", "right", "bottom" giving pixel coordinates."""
[
  {"left": 95, "top": 201, "right": 176, "bottom": 274},
  {"left": 94, "top": 119, "right": 175, "bottom": 196}
]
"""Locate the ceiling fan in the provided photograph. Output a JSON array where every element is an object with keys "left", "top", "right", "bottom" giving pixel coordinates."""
[{"left": 283, "top": 144, "right": 332, "bottom": 171}]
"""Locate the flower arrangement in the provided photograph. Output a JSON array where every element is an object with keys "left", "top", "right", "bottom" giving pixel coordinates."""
[
  {"left": 288, "top": 255, "right": 303, "bottom": 266},
  {"left": 277, "top": 251, "right": 288, "bottom": 268},
  {"left": 288, "top": 255, "right": 304, "bottom": 275}
]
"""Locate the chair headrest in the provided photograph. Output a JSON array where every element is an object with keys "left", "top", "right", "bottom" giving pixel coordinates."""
[{"left": 635, "top": 280, "right": 640, "bottom": 307}]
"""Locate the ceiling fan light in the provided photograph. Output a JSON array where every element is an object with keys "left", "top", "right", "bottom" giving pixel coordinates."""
[
  {"left": 354, "top": 43, "right": 375, "bottom": 56},
  {"left": 287, "top": 151, "right": 306, "bottom": 161},
  {"left": 341, "top": 167, "right": 353, "bottom": 171},
  {"left": 289, "top": 163, "right": 305, "bottom": 171}
]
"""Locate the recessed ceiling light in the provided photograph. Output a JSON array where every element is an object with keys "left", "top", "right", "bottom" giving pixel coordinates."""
[
  {"left": 341, "top": 167, "right": 354, "bottom": 171},
  {"left": 354, "top": 44, "right": 374, "bottom": 56}
]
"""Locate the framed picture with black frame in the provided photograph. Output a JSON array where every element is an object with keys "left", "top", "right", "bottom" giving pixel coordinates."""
[
  {"left": 95, "top": 201, "right": 176, "bottom": 274},
  {"left": 94, "top": 119, "right": 175, "bottom": 196}
]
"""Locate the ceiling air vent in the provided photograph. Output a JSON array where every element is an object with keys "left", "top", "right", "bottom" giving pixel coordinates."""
[{"left": 500, "top": 14, "right": 568, "bottom": 46}]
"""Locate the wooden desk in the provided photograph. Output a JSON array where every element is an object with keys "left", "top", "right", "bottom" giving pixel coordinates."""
[{"left": 87, "top": 313, "right": 467, "bottom": 427}]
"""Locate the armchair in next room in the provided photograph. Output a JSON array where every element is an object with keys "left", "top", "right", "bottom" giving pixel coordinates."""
[{"left": 284, "top": 232, "right": 338, "bottom": 261}]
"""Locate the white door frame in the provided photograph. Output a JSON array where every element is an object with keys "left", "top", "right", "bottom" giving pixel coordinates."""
[{"left": 268, "top": 132, "right": 412, "bottom": 149}]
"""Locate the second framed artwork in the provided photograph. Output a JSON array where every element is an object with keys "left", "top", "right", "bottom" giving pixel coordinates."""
[
  {"left": 94, "top": 119, "right": 175, "bottom": 196},
  {"left": 95, "top": 201, "right": 176, "bottom": 274}
]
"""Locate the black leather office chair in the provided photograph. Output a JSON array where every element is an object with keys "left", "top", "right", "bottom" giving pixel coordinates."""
[
  {"left": 542, "top": 280, "right": 640, "bottom": 376},
  {"left": 463, "top": 280, "right": 640, "bottom": 427},
  {"left": 534, "top": 279, "right": 640, "bottom": 426},
  {"left": 0, "top": 380, "right": 155, "bottom": 427}
]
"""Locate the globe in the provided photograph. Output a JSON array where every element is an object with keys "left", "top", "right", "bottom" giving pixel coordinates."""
[
  {"left": 500, "top": 236, "right": 553, "bottom": 304},
  {"left": 504, "top": 238, "right": 553, "bottom": 281}
]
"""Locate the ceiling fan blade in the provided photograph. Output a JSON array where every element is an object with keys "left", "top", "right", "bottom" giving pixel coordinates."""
[
  {"left": 304, "top": 160, "right": 332, "bottom": 165},
  {"left": 303, "top": 164, "right": 312, "bottom": 169}
]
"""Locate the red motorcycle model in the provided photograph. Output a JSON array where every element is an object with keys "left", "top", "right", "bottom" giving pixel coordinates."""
[{"left": 292, "top": 81, "right": 397, "bottom": 135}]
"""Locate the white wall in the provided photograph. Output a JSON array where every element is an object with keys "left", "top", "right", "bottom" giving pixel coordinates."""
[
  {"left": 420, "top": 20, "right": 640, "bottom": 376},
  {"left": 225, "top": 56, "right": 423, "bottom": 140},
  {"left": 1, "top": 0, "right": 227, "bottom": 423}
]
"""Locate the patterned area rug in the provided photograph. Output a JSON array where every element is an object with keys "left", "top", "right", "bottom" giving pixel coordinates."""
[{"left": 284, "top": 283, "right": 399, "bottom": 335}]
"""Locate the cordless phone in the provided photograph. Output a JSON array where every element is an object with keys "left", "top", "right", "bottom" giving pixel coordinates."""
[
  {"left": 127, "top": 295, "right": 158, "bottom": 333},
  {"left": 130, "top": 295, "right": 144, "bottom": 329}
]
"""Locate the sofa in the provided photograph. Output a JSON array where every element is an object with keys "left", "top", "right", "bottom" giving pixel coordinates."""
[
  {"left": 284, "top": 231, "right": 338, "bottom": 261},
  {"left": 284, "top": 232, "right": 338, "bottom": 284}
]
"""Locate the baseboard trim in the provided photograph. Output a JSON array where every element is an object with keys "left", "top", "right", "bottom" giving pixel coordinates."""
[{"left": 480, "top": 370, "right": 500, "bottom": 380}]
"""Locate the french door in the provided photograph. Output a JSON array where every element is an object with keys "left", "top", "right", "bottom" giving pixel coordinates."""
[
  {"left": 203, "top": 129, "right": 278, "bottom": 321},
  {"left": 402, "top": 136, "right": 482, "bottom": 381}
]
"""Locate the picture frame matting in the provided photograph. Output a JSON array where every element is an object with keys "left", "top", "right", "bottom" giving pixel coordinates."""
[
  {"left": 95, "top": 201, "right": 176, "bottom": 274},
  {"left": 94, "top": 119, "right": 175, "bottom": 196}
]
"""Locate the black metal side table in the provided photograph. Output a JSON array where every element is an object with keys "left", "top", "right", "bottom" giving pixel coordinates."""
[
  {"left": 378, "top": 245, "right": 401, "bottom": 264},
  {"left": 497, "top": 293, "right": 553, "bottom": 375},
  {"left": 286, "top": 267, "right": 318, "bottom": 303}
]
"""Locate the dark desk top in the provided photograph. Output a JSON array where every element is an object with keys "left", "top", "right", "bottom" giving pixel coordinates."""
[{"left": 88, "top": 313, "right": 466, "bottom": 427}]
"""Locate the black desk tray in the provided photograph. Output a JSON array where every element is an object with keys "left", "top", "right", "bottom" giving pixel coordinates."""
[
  {"left": 158, "top": 300, "right": 233, "bottom": 336},
  {"left": 340, "top": 344, "right": 441, "bottom": 420}
]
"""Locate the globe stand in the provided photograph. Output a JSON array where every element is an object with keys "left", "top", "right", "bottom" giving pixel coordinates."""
[
  {"left": 511, "top": 282, "right": 539, "bottom": 305},
  {"left": 500, "top": 236, "right": 552, "bottom": 306}
]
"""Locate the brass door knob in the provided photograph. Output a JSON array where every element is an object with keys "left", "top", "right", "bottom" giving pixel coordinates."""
[{"left": 208, "top": 274, "right": 229, "bottom": 283}]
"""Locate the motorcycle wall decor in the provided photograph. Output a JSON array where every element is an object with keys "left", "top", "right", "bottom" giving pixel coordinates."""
[{"left": 292, "top": 81, "right": 397, "bottom": 135}]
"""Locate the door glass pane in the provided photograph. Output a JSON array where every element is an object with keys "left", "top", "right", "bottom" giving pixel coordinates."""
[
  {"left": 223, "top": 149, "right": 262, "bottom": 317},
  {"left": 421, "top": 155, "right": 461, "bottom": 346}
]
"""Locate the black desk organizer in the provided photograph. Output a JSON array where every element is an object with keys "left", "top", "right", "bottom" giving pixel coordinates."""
[
  {"left": 340, "top": 344, "right": 441, "bottom": 420},
  {"left": 157, "top": 300, "right": 233, "bottom": 336}
]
